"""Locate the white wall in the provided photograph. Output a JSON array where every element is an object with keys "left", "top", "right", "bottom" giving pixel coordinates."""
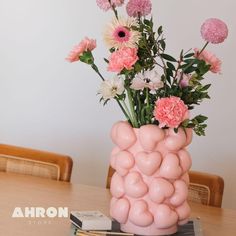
[{"left": 0, "top": 0, "right": 235, "bottom": 209}]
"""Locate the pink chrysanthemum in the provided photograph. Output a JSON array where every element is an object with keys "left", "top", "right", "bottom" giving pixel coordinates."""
[
  {"left": 154, "top": 96, "right": 188, "bottom": 128},
  {"left": 96, "top": 0, "right": 124, "bottom": 11},
  {"left": 126, "top": 0, "right": 152, "bottom": 17},
  {"left": 194, "top": 48, "right": 222, "bottom": 74},
  {"left": 108, "top": 47, "right": 138, "bottom": 72},
  {"left": 201, "top": 18, "right": 228, "bottom": 44},
  {"left": 66, "top": 37, "right": 96, "bottom": 63}
]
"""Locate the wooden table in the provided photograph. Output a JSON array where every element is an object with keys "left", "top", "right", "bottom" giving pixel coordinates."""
[{"left": 0, "top": 172, "right": 235, "bottom": 236}]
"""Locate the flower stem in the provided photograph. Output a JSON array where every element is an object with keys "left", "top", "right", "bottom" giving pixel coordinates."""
[
  {"left": 91, "top": 64, "right": 105, "bottom": 81},
  {"left": 145, "top": 88, "right": 151, "bottom": 124},
  {"left": 108, "top": 0, "right": 118, "bottom": 19},
  {"left": 182, "top": 42, "right": 209, "bottom": 73},
  {"left": 146, "top": 88, "right": 150, "bottom": 107},
  {"left": 116, "top": 99, "right": 130, "bottom": 121},
  {"left": 127, "top": 88, "right": 138, "bottom": 128},
  {"left": 137, "top": 92, "right": 142, "bottom": 126},
  {"left": 120, "top": 100, "right": 133, "bottom": 123},
  {"left": 198, "top": 42, "right": 209, "bottom": 55},
  {"left": 90, "top": 64, "right": 131, "bottom": 123},
  {"left": 157, "top": 47, "right": 168, "bottom": 95},
  {"left": 112, "top": 6, "right": 118, "bottom": 19}
]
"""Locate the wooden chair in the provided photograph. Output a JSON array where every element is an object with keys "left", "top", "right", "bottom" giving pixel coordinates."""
[
  {"left": 106, "top": 166, "right": 115, "bottom": 189},
  {"left": 188, "top": 170, "right": 224, "bottom": 208},
  {"left": 106, "top": 167, "right": 224, "bottom": 207},
  {"left": 0, "top": 143, "right": 73, "bottom": 182}
]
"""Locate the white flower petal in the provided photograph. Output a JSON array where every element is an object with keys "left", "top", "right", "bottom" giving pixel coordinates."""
[
  {"left": 98, "top": 76, "right": 124, "bottom": 100},
  {"left": 103, "top": 16, "right": 141, "bottom": 49},
  {"left": 131, "top": 69, "right": 163, "bottom": 92}
]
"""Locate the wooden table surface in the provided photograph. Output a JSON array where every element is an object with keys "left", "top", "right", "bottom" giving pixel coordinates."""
[{"left": 0, "top": 172, "right": 235, "bottom": 236}]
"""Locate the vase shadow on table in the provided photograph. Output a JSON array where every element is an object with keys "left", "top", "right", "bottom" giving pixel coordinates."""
[{"left": 70, "top": 218, "right": 203, "bottom": 236}]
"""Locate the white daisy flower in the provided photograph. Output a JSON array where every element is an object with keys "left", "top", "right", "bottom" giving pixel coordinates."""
[
  {"left": 131, "top": 69, "right": 164, "bottom": 94},
  {"left": 98, "top": 76, "right": 125, "bottom": 100}
]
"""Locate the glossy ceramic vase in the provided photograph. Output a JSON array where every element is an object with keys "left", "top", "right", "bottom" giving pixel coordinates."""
[{"left": 109, "top": 121, "right": 193, "bottom": 235}]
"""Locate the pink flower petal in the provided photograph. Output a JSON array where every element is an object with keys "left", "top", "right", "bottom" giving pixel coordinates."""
[
  {"left": 201, "top": 18, "right": 228, "bottom": 44},
  {"left": 154, "top": 96, "right": 188, "bottom": 128}
]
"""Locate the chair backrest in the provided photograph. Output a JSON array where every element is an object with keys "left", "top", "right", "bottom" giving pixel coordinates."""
[
  {"left": 0, "top": 144, "right": 73, "bottom": 182},
  {"left": 106, "top": 165, "right": 115, "bottom": 189},
  {"left": 188, "top": 170, "right": 224, "bottom": 208},
  {"left": 106, "top": 167, "right": 224, "bottom": 207}
]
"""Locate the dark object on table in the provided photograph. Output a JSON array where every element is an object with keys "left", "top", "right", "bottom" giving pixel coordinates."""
[{"left": 71, "top": 218, "right": 203, "bottom": 236}]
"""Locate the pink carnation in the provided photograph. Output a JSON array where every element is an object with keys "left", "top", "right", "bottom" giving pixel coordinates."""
[
  {"left": 154, "top": 96, "right": 188, "bottom": 128},
  {"left": 126, "top": 0, "right": 152, "bottom": 17},
  {"left": 66, "top": 37, "right": 96, "bottom": 62},
  {"left": 96, "top": 0, "right": 124, "bottom": 11},
  {"left": 194, "top": 48, "right": 222, "bottom": 74},
  {"left": 108, "top": 47, "right": 139, "bottom": 72},
  {"left": 201, "top": 18, "right": 228, "bottom": 44}
]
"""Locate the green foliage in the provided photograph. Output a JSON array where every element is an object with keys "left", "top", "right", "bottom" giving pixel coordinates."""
[
  {"left": 182, "top": 115, "right": 208, "bottom": 136},
  {"left": 160, "top": 54, "right": 177, "bottom": 62}
]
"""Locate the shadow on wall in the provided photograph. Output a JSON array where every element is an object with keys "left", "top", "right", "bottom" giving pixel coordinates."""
[{"left": 70, "top": 135, "right": 112, "bottom": 187}]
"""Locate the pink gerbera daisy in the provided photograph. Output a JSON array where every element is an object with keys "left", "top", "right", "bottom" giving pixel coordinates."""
[{"left": 104, "top": 17, "right": 141, "bottom": 49}]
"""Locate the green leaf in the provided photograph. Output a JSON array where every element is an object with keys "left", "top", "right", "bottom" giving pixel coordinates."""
[
  {"left": 184, "top": 66, "right": 197, "bottom": 74},
  {"left": 157, "top": 26, "right": 163, "bottom": 35},
  {"left": 166, "top": 68, "right": 173, "bottom": 77},
  {"left": 149, "top": 17, "right": 154, "bottom": 28},
  {"left": 160, "top": 54, "right": 177, "bottom": 62},
  {"left": 184, "top": 53, "right": 194, "bottom": 58},
  {"left": 104, "top": 58, "right": 109, "bottom": 64},
  {"left": 174, "top": 128, "right": 178, "bottom": 133},
  {"left": 184, "top": 59, "right": 197, "bottom": 64},
  {"left": 144, "top": 19, "right": 150, "bottom": 26},
  {"left": 181, "top": 119, "right": 190, "bottom": 127},
  {"left": 159, "top": 40, "right": 166, "bottom": 51},
  {"left": 197, "top": 60, "right": 211, "bottom": 75},
  {"left": 134, "top": 62, "right": 142, "bottom": 73},
  {"left": 167, "top": 62, "right": 175, "bottom": 71},
  {"left": 195, "top": 115, "right": 208, "bottom": 123},
  {"left": 201, "top": 84, "right": 211, "bottom": 91},
  {"left": 153, "top": 45, "right": 158, "bottom": 55}
]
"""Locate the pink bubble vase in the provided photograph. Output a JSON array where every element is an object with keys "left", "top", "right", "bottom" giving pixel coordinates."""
[{"left": 109, "top": 121, "right": 193, "bottom": 235}]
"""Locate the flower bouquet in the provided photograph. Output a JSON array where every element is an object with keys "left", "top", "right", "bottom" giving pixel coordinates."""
[
  {"left": 67, "top": 0, "right": 228, "bottom": 235},
  {"left": 67, "top": 0, "right": 228, "bottom": 136}
]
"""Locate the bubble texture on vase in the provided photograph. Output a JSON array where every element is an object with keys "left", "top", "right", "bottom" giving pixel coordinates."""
[{"left": 110, "top": 121, "right": 193, "bottom": 235}]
